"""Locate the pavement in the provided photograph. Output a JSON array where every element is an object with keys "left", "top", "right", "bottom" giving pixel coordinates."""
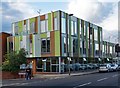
[
  {"left": 33, "top": 69, "right": 99, "bottom": 79},
  {"left": 1, "top": 69, "right": 98, "bottom": 87},
  {"left": 1, "top": 70, "right": 120, "bottom": 88}
]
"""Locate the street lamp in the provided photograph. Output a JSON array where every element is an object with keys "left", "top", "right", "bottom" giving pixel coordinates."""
[{"left": 67, "top": 53, "right": 71, "bottom": 75}]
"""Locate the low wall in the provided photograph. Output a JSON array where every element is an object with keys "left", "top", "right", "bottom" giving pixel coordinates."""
[{"left": 0, "top": 71, "right": 19, "bottom": 79}]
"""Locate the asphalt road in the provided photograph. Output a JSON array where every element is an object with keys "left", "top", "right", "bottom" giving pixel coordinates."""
[{"left": 2, "top": 71, "right": 120, "bottom": 88}]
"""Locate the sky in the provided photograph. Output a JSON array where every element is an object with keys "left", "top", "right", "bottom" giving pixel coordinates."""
[{"left": 0, "top": 0, "right": 119, "bottom": 43}]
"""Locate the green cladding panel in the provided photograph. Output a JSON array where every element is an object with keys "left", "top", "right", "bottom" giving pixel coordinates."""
[
  {"left": 18, "top": 21, "right": 23, "bottom": 34},
  {"left": 32, "top": 35, "right": 34, "bottom": 56},
  {"left": 48, "top": 13, "right": 52, "bottom": 31},
  {"left": 55, "top": 30, "right": 60, "bottom": 56},
  {"left": 77, "top": 19, "right": 80, "bottom": 57},
  {"left": 30, "top": 18, "right": 35, "bottom": 23},
  {"left": 15, "top": 36, "right": 20, "bottom": 51},
  {"left": 40, "top": 33, "right": 47, "bottom": 38}
]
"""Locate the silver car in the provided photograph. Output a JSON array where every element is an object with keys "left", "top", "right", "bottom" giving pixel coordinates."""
[{"left": 99, "top": 64, "right": 112, "bottom": 72}]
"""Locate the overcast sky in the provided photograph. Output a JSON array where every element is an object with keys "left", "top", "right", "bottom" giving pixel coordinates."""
[{"left": 0, "top": 0, "right": 119, "bottom": 43}]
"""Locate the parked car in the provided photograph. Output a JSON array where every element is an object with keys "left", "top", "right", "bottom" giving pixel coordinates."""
[
  {"left": 111, "top": 64, "right": 118, "bottom": 71},
  {"left": 117, "top": 64, "right": 120, "bottom": 71},
  {"left": 74, "top": 63, "right": 81, "bottom": 71},
  {"left": 99, "top": 64, "right": 112, "bottom": 72},
  {"left": 80, "top": 64, "right": 87, "bottom": 70},
  {"left": 93, "top": 64, "right": 99, "bottom": 69},
  {"left": 87, "top": 64, "right": 94, "bottom": 69}
]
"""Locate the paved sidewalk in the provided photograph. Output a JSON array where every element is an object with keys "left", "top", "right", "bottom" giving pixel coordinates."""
[
  {"left": 34, "top": 69, "right": 99, "bottom": 79},
  {"left": 2, "top": 69, "right": 99, "bottom": 86}
]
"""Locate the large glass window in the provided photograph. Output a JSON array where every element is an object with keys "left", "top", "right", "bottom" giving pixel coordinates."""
[
  {"left": 62, "top": 18, "right": 66, "bottom": 33},
  {"left": 75, "top": 21, "right": 77, "bottom": 35},
  {"left": 71, "top": 21, "right": 74, "bottom": 35},
  {"left": 110, "top": 46, "right": 112, "bottom": 54},
  {"left": 87, "top": 26, "right": 89, "bottom": 38},
  {"left": 47, "top": 38, "right": 50, "bottom": 52},
  {"left": 94, "top": 29, "right": 98, "bottom": 41},
  {"left": 30, "top": 39, "right": 32, "bottom": 54},
  {"left": 73, "top": 37, "right": 78, "bottom": 53},
  {"left": 41, "top": 38, "right": 50, "bottom": 53},
  {"left": 54, "top": 18, "right": 58, "bottom": 30},
  {"left": 95, "top": 43, "right": 99, "bottom": 50},
  {"left": 46, "top": 19, "right": 48, "bottom": 32},
  {"left": 15, "top": 26, "right": 18, "bottom": 35},
  {"left": 30, "top": 22, "right": 35, "bottom": 33},
  {"left": 95, "top": 43, "right": 99, "bottom": 55},
  {"left": 41, "top": 20, "right": 46, "bottom": 33},
  {"left": 41, "top": 39, "right": 46, "bottom": 52},
  {"left": 80, "top": 23, "right": 82, "bottom": 35},
  {"left": 64, "top": 37, "right": 67, "bottom": 53}
]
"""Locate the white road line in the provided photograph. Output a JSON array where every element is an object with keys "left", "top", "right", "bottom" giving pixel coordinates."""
[
  {"left": 2, "top": 83, "right": 20, "bottom": 86},
  {"left": 73, "top": 82, "right": 92, "bottom": 88},
  {"left": 97, "top": 77, "right": 108, "bottom": 82},
  {"left": 112, "top": 74, "right": 118, "bottom": 77}
]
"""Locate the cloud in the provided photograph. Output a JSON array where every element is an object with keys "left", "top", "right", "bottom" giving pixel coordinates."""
[
  {"left": 66, "top": 0, "right": 118, "bottom": 43},
  {"left": 2, "top": 1, "right": 37, "bottom": 32}
]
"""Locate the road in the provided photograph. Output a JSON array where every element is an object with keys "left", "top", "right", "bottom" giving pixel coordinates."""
[{"left": 2, "top": 71, "right": 120, "bottom": 88}]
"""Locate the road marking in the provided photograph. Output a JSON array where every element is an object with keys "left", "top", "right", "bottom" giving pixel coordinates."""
[
  {"left": 2, "top": 83, "right": 20, "bottom": 86},
  {"left": 97, "top": 77, "right": 108, "bottom": 82},
  {"left": 73, "top": 82, "right": 92, "bottom": 88},
  {"left": 112, "top": 74, "right": 118, "bottom": 77}
]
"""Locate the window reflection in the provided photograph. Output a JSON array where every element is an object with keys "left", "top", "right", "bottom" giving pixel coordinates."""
[{"left": 62, "top": 18, "right": 66, "bottom": 33}]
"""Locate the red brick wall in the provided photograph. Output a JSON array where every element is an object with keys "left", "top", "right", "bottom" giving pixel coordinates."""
[
  {"left": 0, "top": 32, "right": 11, "bottom": 64},
  {"left": 0, "top": 71, "right": 19, "bottom": 79}
]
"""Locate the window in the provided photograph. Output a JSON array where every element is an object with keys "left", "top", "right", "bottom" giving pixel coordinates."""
[
  {"left": 64, "top": 37, "right": 67, "bottom": 53},
  {"left": 47, "top": 38, "right": 50, "bottom": 52},
  {"left": 46, "top": 19, "right": 48, "bottom": 32},
  {"left": 84, "top": 25, "right": 86, "bottom": 36},
  {"left": 103, "top": 45, "right": 105, "bottom": 53},
  {"left": 41, "top": 20, "right": 46, "bottom": 33},
  {"left": 30, "top": 39, "right": 32, "bottom": 54},
  {"left": 80, "top": 23, "right": 81, "bottom": 35},
  {"left": 75, "top": 21, "right": 77, "bottom": 35},
  {"left": 41, "top": 39, "right": 46, "bottom": 52},
  {"left": 94, "top": 29, "right": 98, "bottom": 41},
  {"left": 9, "top": 42, "right": 13, "bottom": 51},
  {"left": 73, "top": 37, "right": 78, "bottom": 53},
  {"left": 30, "top": 22, "right": 35, "bottom": 33},
  {"left": 100, "top": 31, "right": 102, "bottom": 42},
  {"left": 62, "top": 18, "right": 66, "bottom": 33},
  {"left": 87, "top": 26, "right": 89, "bottom": 38},
  {"left": 14, "top": 24, "right": 19, "bottom": 35},
  {"left": 110, "top": 46, "right": 112, "bottom": 54},
  {"left": 95, "top": 43, "right": 99, "bottom": 50},
  {"left": 41, "top": 38, "right": 50, "bottom": 53},
  {"left": 71, "top": 21, "right": 74, "bottom": 35},
  {"left": 54, "top": 18, "right": 58, "bottom": 30}
]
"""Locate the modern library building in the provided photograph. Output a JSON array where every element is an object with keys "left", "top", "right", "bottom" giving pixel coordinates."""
[{"left": 7, "top": 10, "right": 115, "bottom": 74}]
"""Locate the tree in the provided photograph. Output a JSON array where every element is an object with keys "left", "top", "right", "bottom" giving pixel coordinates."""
[{"left": 2, "top": 48, "right": 27, "bottom": 72}]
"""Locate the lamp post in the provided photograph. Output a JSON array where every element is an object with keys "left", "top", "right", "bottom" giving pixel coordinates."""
[
  {"left": 67, "top": 53, "right": 71, "bottom": 75},
  {"left": 67, "top": 13, "right": 73, "bottom": 75}
]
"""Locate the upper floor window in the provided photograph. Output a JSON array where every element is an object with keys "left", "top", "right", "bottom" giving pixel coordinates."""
[
  {"left": 30, "top": 22, "right": 35, "bottom": 33},
  {"left": 46, "top": 19, "right": 48, "bottom": 32},
  {"left": 41, "top": 38, "right": 50, "bottom": 53},
  {"left": 110, "top": 46, "right": 112, "bottom": 54},
  {"left": 71, "top": 21, "right": 74, "bottom": 35},
  {"left": 41, "top": 20, "right": 46, "bottom": 33},
  {"left": 94, "top": 29, "right": 98, "bottom": 41},
  {"left": 54, "top": 17, "right": 58, "bottom": 30},
  {"left": 15, "top": 26, "right": 18, "bottom": 35},
  {"left": 74, "top": 21, "right": 77, "bottom": 35},
  {"left": 61, "top": 18, "right": 66, "bottom": 33},
  {"left": 64, "top": 37, "right": 67, "bottom": 53},
  {"left": 80, "top": 23, "right": 82, "bottom": 35}
]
